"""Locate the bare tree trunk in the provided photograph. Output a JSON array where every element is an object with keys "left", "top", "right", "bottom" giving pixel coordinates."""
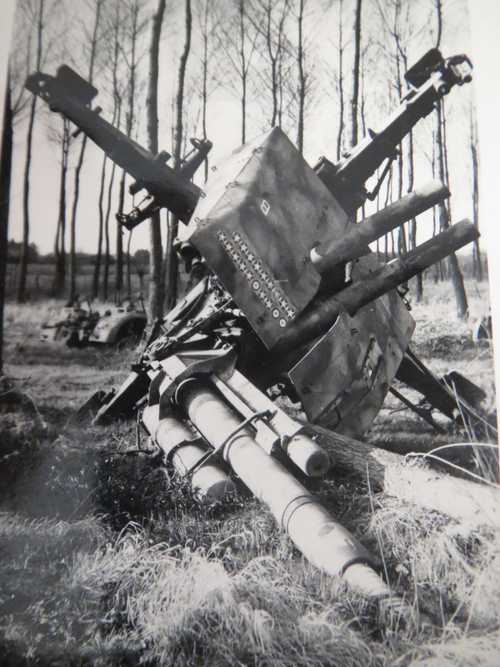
[
  {"left": 119, "top": 0, "right": 142, "bottom": 301},
  {"left": 296, "top": 0, "right": 305, "bottom": 154},
  {"left": 239, "top": 0, "right": 247, "bottom": 144},
  {"left": 68, "top": 0, "right": 102, "bottom": 302},
  {"left": 165, "top": 0, "right": 192, "bottom": 310},
  {"left": 349, "top": 0, "right": 362, "bottom": 149},
  {"left": 200, "top": 0, "right": 210, "bottom": 182},
  {"left": 392, "top": 2, "right": 407, "bottom": 256},
  {"left": 53, "top": 118, "right": 69, "bottom": 295},
  {"left": 407, "top": 129, "right": 422, "bottom": 300},
  {"left": 470, "top": 111, "right": 482, "bottom": 281},
  {"left": 434, "top": 0, "right": 468, "bottom": 317},
  {"left": 436, "top": 101, "right": 468, "bottom": 318},
  {"left": 0, "top": 78, "right": 13, "bottom": 375},
  {"left": 115, "top": 177, "right": 124, "bottom": 299},
  {"left": 336, "top": 0, "right": 344, "bottom": 161},
  {"left": 146, "top": 0, "right": 166, "bottom": 320},
  {"left": 126, "top": 230, "right": 133, "bottom": 300},
  {"left": 103, "top": 156, "right": 117, "bottom": 302},
  {"left": 92, "top": 152, "right": 107, "bottom": 299},
  {"left": 17, "top": 0, "right": 44, "bottom": 303}
]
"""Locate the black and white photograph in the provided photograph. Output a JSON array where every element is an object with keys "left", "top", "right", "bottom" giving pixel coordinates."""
[{"left": 1, "top": 0, "right": 499, "bottom": 664}]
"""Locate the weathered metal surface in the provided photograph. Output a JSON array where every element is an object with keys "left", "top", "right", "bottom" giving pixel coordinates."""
[
  {"left": 310, "top": 180, "right": 449, "bottom": 273},
  {"left": 142, "top": 405, "right": 236, "bottom": 501},
  {"left": 187, "top": 127, "right": 351, "bottom": 348},
  {"left": 180, "top": 381, "right": 386, "bottom": 588},
  {"left": 26, "top": 65, "right": 204, "bottom": 222}
]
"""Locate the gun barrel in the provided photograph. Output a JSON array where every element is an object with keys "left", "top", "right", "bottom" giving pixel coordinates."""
[
  {"left": 26, "top": 68, "right": 202, "bottom": 222},
  {"left": 311, "top": 180, "right": 449, "bottom": 274},
  {"left": 314, "top": 51, "right": 472, "bottom": 212},
  {"left": 179, "top": 380, "right": 390, "bottom": 596},
  {"left": 276, "top": 220, "right": 478, "bottom": 355},
  {"left": 142, "top": 404, "right": 236, "bottom": 501}
]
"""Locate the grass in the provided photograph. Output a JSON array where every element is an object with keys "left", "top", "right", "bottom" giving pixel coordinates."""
[{"left": 1, "top": 276, "right": 499, "bottom": 665}]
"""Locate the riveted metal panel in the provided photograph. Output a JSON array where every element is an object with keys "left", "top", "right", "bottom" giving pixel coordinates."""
[{"left": 187, "top": 127, "right": 351, "bottom": 348}]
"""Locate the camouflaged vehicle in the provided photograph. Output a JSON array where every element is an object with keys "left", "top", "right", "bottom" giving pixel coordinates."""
[{"left": 40, "top": 299, "right": 146, "bottom": 348}]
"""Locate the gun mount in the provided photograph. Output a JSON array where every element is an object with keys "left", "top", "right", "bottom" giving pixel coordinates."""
[{"left": 27, "top": 49, "right": 493, "bottom": 615}]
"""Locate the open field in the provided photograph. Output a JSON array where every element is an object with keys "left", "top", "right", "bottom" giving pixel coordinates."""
[{"left": 0, "top": 278, "right": 499, "bottom": 665}]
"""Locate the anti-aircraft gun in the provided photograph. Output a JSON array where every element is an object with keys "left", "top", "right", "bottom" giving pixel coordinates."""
[{"left": 27, "top": 50, "right": 489, "bottom": 610}]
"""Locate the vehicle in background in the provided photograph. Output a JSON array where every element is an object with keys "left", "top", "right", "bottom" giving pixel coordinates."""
[{"left": 40, "top": 297, "right": 147, "bottom": 347}]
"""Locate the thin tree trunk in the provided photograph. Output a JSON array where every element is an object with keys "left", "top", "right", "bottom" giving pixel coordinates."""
[
  {"left": 115, "top": 176, "right": 124, "bottom": 299},
  {"left": 201, "top": 0, "right": 209, "bottom": 182},
  {"left": 407, "top": 129, "right": 422, "bottom": 300},
  {"left": 336, "top": 0, "right": 344, "bottom": 161},
  {"left": 68, "top": 0, "right": 102, "bottom": 302},
  {"left": 434, "top": 0, "right": 468, "bottom": 317},
  {"left": 349, "top": 0, "right": 362, "bottom": 149},
  {"left": 296, "top": 0, "right": 305, "bottom": 154},
  {"left": 92, "top": 153, "right": 107, "bottom": 299},
  {"left": 0, "top": 78, "right": 13, "bottom": 374},
  {"left": 239, "top": 0, "right": 247, "bottom": 144},
  {"left": 146, "top": 0, "right": 166, "bottom": 320},
  {"left": 166, "top": 0, "right": 192, "bottom": 310},
  {"left": 436, "top": 100, "right": 468, "bottom": 318},
  {"left": 103, "top": 157, "right": 117, "bottom": 302},
  {"left": 393, "top": 3, "right": 407, "bottom": 256},
  {"left": 470, "top": 113, "right": 482, "bottom": 280},
  {"left": 17, "top": 0, "right": 44, "bottom": 303},
  {"left": 126, "top": 230, "right": 133, "bottom": 300},
  {"left": 120, "top": 0, "right": 141, "bottom": 300},
  {"left": 53, "top": 118, "right": 69, "bottom": 295}
]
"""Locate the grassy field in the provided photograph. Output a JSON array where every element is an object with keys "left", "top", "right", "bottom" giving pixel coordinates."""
[{"left": 1, "top": 278, "right": 499, "bottom": 666}]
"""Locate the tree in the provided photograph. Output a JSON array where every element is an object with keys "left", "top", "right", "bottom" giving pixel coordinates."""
[
  {"left": 195, "top": 0, "right": 219, "bottom": 181},
  {"left": 102, "top": 0, "right": 124, "bottom": 301},
  {"left": 216, "top": 0, "right": 259, "bottom": 145},
  {"left": 0, "top": 77, "right": 13, "bottom": 375},
  {"left": 48, "top": 116, "right": 71, "bottom": 295},
  {"left": 165, "top": 0, "right": 192, "bottom": 310},
  {"left": 17, "top": 0, "right": 45, "bottom": 303},
  {"left": 296, "top": 0, "right": 306, "bottom": 152},
  {"left": 335, "top": 0, "right": 345, "bottom": 161},
  {"left": 92, "top": 151, "right": 107, "bottom": 299},
  {"left": 146, "top": 0, "right": 166, "bottom": 320},
  {"left": 248, "top": 0, "right": 291, "bottom": 130},
  {"left": 68, "top": 0, "right": 104, "bottom": 301},
  {"left": 469, "top": 105, "right": 482, "bottom": 281},
  {"left": 434, "top": 0, "right": 468, "bottom": 319},
  {"left": 116, "top": 0, "right": 148, "bottom": 299},
  {"left": 348, "top": 0, "right": 362, "bottom": 150}
]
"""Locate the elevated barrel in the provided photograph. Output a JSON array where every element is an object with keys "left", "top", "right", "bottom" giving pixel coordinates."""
[
  {"left": 275, "top": 220, "right": 478, "bottom": 355},
  {"left": 311, "top": 180, "right": 450, "bottom": 274}
]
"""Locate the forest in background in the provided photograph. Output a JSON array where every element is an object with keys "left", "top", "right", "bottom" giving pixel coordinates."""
[{"left": 2, "top": 0, "right": 483, "bottom": 321}]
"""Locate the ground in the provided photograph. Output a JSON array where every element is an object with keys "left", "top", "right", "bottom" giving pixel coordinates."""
[{"left": 0, "top": 278, "right": 499, "bottom": 666}]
